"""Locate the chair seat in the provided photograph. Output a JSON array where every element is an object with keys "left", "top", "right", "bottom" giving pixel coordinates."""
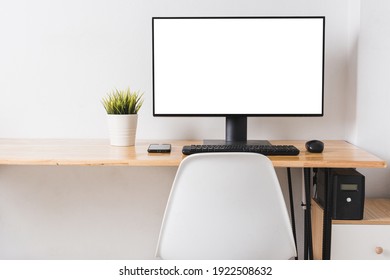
[{"left": 156, "top": 153, "right": 297, "bottom": 260}]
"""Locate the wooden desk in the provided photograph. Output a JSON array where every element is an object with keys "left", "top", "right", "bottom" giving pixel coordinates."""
[
  {"left": 0, "top": 139, "right": 386, "bottom": 259},
  {"left": 0, "top": 139, "right": 385, "bottom": 168}
]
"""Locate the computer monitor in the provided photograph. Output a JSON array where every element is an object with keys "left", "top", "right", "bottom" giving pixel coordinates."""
[{"left": 152, "top": 16, "right": 325, "bottom": 144}]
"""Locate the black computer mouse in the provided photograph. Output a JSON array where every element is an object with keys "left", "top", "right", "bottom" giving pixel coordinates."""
[{"left": 305, "top": 140, "right": 324, "bottom": 153}]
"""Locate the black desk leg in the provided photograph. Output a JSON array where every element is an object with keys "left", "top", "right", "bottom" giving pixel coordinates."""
[
  {"left": 303, "top": 168, "right": 313, "bottom": 260},
  {"left": 322, "top": 168, "right": 333, "bottom": 260},
  {"left": 287, "top": 168, "right": 298, "bottom": 259}
]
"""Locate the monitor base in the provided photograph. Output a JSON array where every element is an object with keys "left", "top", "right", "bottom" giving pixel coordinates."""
[{"left": 203, "top": 139, "right": 271, "bottom": 146}]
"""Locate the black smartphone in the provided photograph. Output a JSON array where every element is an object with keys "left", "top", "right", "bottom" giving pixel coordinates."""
[{"left": 147, "top": 144, "right": 171, "bottom": 153}]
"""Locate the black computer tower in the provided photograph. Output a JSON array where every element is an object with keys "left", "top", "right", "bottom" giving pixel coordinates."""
[{"left": 314, "top": 168, "right": 365, "bottom": 220}]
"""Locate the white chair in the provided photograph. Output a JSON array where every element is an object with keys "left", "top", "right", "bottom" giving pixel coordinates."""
[{"left": 156, "top": 153, "right": 297, "bottom": 260}]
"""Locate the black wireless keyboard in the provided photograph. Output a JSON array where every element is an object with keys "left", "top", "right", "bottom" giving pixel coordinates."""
[{"left": 182, "top": 144, "right": 300, "bottom": 156}]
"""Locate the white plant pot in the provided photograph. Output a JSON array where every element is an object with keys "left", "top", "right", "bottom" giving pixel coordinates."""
[{"left": 107, "top": 114, "right": 138, "bottom": 146}]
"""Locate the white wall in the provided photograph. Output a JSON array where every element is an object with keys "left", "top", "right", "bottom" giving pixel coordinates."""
[
  {"left": 0, "top": 166, "right": 176, "bottom": 259},
  {"left": 0, "top": 0, "right": 382, "bottom": 259},
  {"left": 0, "top": 0, "right": 353, "bottom": 140},
  {"left": 354, "top": 0, "right": 390, "bottom": 197}
]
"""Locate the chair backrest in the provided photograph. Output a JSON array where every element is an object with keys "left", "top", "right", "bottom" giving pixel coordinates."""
[{"left": 156, "top": 153, "right": 297, "bottom": 260}]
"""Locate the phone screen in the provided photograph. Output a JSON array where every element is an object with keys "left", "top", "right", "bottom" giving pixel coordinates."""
[{"left": 148, "top": 144, "right": 171, "bottom": 153}]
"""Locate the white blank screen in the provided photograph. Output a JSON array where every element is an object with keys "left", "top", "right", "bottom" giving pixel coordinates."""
[{"left": 153, "top": 17, "right": 324, "bottom": 115}]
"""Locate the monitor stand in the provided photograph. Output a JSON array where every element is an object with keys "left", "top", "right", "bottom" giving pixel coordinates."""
[
  {"left": 203, "top": 139, "right": 271, "bottom": 145},
  {"left": 204, "top": 116, "right": 271, "bottom": 146}
]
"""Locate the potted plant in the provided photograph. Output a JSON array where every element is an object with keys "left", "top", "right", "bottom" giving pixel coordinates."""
[{"left": 102, "top": 88, "right": 144, "bottom": 146}]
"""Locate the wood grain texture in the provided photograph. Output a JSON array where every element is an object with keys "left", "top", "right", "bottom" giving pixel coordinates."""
[
  {"left": 311, "top": 198, "right": 324, "bottom": 260},
  {"left": 0, "top": 139, "right": 386, "bottom": 167},
  {"left": 333, "top": 199, "right": 390, "bottom": 225}
]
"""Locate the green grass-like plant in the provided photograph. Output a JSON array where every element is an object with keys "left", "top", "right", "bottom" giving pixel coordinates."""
[{"left": 102, "top": 88, "right": 144, "bottom": 114}]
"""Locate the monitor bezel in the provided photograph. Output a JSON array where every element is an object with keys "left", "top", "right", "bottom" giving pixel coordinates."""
[{"left": 152, "top": 16, "right": 325, "bottom": 117}]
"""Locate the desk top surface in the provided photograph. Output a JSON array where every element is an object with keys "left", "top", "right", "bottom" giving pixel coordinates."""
[{"left": 0, "top": 139, "right": 386, "bottom": 168}]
